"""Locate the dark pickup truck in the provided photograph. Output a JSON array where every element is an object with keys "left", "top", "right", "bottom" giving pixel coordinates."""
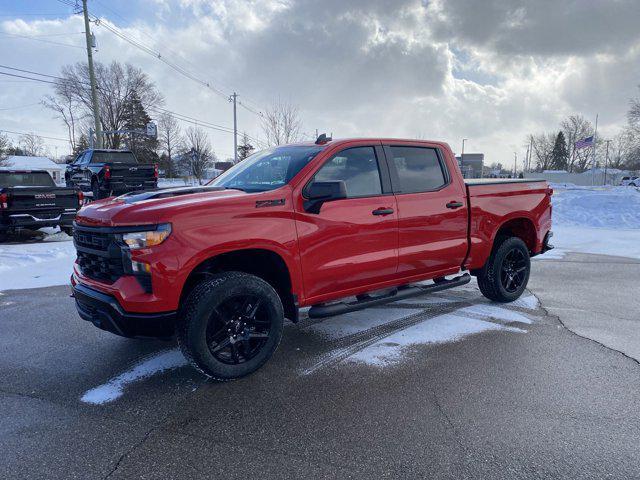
[
  {"left": 65, "top": 149, "right": 158, "bottom": 200},
  {"left": 0, "top": 169, "right": 83, "bottom": 241}
]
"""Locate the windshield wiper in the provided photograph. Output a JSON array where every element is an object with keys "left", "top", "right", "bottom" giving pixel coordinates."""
[{"left": 223, "top": 186, "right": 247, "bottom": 192}]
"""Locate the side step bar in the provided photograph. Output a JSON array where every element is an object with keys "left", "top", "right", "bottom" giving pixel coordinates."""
[{"left": 308, "top": 273, "right": 471, "bottom": 319}]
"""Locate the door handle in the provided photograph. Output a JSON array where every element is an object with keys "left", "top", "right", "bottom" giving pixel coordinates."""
[
  {"left": 372, "top": 207, "right": 394, "bottom": 216},
  {"left": 446, "top": 201, "right": 464, "bottom": 209}
]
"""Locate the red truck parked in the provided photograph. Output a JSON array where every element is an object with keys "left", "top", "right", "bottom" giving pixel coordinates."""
[{"left": 71, "top": 136, "right": 553, "bottom": 380}]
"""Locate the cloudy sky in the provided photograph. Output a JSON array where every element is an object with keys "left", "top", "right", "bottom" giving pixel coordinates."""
[{"left": 1, "top": 0, "right": 639, "bottom": 166}]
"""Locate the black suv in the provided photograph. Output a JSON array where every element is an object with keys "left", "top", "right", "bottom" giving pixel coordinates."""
[{"left": 66, "top": 149, "right": 158, "bottom": 200}]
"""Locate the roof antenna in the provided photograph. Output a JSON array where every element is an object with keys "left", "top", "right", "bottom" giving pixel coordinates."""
[{"left": 315, "top": 133, "right": 332, "bottom": 145}]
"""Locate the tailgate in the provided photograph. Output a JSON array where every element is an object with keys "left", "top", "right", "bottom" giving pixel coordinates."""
[
  {"left": 109, "top": 164, "right": 155, "bottom": 180},
  {"left": 5, "top": 186, "right": 79, "bottom": 211}
]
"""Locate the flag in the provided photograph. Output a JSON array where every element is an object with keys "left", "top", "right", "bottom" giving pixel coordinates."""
[{"left": 575, "top": 135, "right": 594, "bottom": 149}]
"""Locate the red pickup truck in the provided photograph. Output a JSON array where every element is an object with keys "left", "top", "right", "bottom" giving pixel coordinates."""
[{"left": 71, "top": 137, "right": 553, "bottom": 380}]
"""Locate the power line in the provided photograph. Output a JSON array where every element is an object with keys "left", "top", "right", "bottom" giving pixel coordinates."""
[
  {"left": 0, "top": 71, "right": 59, "bottom": 85},
  {"left": 148, "top": 106, "right": 267, "bottom": 149},
  {"left": 88, "top": 11, "right": 267, "bottom": 118},
  {"left": 0, "top": 128, "right": 69, "bottom": 142},
  {"left": 0, "top": 102, "right": 42, "bottom": 111},
  {"left": 0, "top": 32, "right": 84, "bottom": 49},
  {"left": 0, "top": 64, "right": 95, "bottom": 88},
  {"left": 95, "top": 20, "right": 230, "bottom": 101}
]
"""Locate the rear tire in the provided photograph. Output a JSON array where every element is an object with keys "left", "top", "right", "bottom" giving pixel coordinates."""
[
  {"left": 91, "top": 179, "right": 107, "bottom": 200},
  {"left": 476, "top": 236, "right": 530, "bottom": 303},
  {"left": 61, "top": 226, "right": 73, "bottom": 237},
  {"left": 176, "top": 272, "right": 284, "bottom": 381},
  {"left": 0, "top": 231, "right": 8, "bottom": 243}
]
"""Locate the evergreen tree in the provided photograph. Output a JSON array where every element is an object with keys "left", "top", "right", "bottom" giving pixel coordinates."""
[
  {"left": 237, "top": 132, "right": 255, "bottom": 162},
  {"left": 551, "top": 131, "right": 569, "bottom": 170},
  {"left": 122, "top": 92, "right": 159, "bottom": 163},
  {"left": 73, "top": 134, "right": 89, "bottom": 156}
]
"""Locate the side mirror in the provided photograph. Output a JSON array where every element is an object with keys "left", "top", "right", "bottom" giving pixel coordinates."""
[{"left": 303, "top": 180, "right": 347, "bottom": 213}]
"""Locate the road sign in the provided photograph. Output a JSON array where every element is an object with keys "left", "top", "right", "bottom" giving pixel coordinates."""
[{"left": 146, "top": 122, "right": 157, "bottom": 138}]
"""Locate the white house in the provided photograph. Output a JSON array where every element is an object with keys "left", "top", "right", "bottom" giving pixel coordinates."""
[{"left": 1, "top": 156, "right": 65, "bottom": 185}]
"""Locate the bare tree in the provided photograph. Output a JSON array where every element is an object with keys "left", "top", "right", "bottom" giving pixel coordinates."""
[
  {"left": 628, "top": 85, "right": 640, "bottom": 133},
  {"left": 157, "top": 112, "right": 181, "bottom": 178},
  {"left": 50, "top": 61, "right": 163, "bottom": 149},
  {"left": 607, "top": 129, "right": 635, "bottom": 169},
  {"left": 261, "top": 100, "right": 302, "bottom": 146},
  {"left": 181, "top": 127, "right": 216, "bottom": 184},
  {"left": 560, "top": 115, "right": 594, "bottom": 172},
  {"left": 529, "top": 133, "right": 555, "bottom": 171},
  {"left": 0, "top": 133, "right": 11, "bottom": 165},
  {"left": 42, "top": 78, "right": 82, "bottom": 152},
  {"left": 19, "top": 133, "right": 46, "bottom": 157}
]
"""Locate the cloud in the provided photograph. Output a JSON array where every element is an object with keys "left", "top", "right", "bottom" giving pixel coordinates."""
[{"left": 1, "top": 0, "right": 639, "bottom": 165}]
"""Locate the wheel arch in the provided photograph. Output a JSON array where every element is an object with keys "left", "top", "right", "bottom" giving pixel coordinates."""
[
  {"left": 494, "top": 216, "right": 537, "bottom": 253},
  {"left": 179, "top": 247, "right": 299, "bottom": 322}
]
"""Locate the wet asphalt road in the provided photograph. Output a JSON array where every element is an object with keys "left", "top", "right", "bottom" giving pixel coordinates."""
[{"left": 1, "top": 254, "right": 640, "bottom": 479}]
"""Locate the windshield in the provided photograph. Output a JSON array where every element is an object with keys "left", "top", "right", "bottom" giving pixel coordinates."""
[
  {"left": 92, "top": 151, "right": 137, "bottom": 164},
  {"left": 211, "top": 145, "right": 324, "bottom": 192},
  {"left": 0, "top": 171, "right": 55, "bottom": 187}
]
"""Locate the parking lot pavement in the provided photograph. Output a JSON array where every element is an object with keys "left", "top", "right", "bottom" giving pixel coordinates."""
[
  {"left": 530, "top": 252, "right": 640, "bottom": 362},
  {"left": 1, "top": 280, "right": 640, "bottom": 479}
]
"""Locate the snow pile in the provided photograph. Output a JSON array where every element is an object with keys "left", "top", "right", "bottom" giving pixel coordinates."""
[
  {"left": 546, "top": 186, "right": 640, "bottom": 259},
  {"left": 346, "top": 302, "right": 532, "bottom": 367},
  {"left": 0, "top": 233, "right": 75, "bottom": 291},
  {"left": 551, "top": 186, "right": 640, "bottom": 229},
  {"left": 81, "top": 349, "right": 188, "bottom": 405}
]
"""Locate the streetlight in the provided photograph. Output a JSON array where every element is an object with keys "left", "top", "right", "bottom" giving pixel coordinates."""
[{"left": 461, "top": 138, "right": 467, "bottom": 177}]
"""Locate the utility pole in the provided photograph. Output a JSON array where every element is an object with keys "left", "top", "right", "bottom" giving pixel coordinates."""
[
  {"left": 591, "top": 113, "right": 598, "bottom": 186},
  {"left": 82, "top": 0, "right": 102, "bottom": 148},
  {"left": 230, "top": 92, "right": 238, "bottom": 163},
  {"left": 604, "top": 139, "right": 610, "bottom": 186},
  {"left": 513, "top": 152, "right": 517, "bottom": 178}
]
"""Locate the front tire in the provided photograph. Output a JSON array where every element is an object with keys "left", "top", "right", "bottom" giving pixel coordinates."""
[
  {"left": 476, "top": 236, "right": 530, "bottom": 303},
  {"left": 176, "top": 272, "right": 284, "bottom": 381}
]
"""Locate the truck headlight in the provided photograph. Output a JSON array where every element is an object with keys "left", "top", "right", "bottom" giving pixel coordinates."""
[{"left": 121, "top": 224, "right": 172, "bottom": 249}]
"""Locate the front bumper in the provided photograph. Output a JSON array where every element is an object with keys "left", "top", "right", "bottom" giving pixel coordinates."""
[{"left": 72, "top": 283, "right": 176, "bottom": 338}]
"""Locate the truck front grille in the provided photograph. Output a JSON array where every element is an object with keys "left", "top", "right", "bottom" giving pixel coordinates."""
[
  {"left": 76, "top": 251, "right": 125, "bottom": 283},
  {"left": 73, "top": 226, "right": 124, "bottom": 283}
]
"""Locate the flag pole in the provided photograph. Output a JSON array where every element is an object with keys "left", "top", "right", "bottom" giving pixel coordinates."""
[{"left": 591, "top": 113, "right": 598, "bottom": 186}]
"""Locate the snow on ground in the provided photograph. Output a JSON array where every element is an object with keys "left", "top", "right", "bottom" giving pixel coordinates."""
[
  {"left": 81, "top": 348, "right": 188, "bottom": 405},
  {"left": 347, "top": 307, "right": 528, "bottom": 367},
  {"left": 0, "top": 230, "right": 75, "bottom": 291},
  {"left": 306, "top": 307, "right": 422, "bottom": 339},
  {"left": 538, "top": 185, "right": 640, "bottom": 260}
]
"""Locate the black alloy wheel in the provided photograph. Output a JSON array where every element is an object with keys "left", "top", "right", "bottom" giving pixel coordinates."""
[
  {"left": 500, "top": 248, "right": 528, "bottom": 293},
  {"left": 206, "top": 294, "right": 272, "bottom": 365}
]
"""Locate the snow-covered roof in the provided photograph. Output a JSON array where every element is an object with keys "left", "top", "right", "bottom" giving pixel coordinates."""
[
  {"left": 1, "top": 156, "right": 63, "bottom": 171},
  {"left": 543, "top": 170, "right": 569, "bottom": 174},
  {"left": 580, "top": 167, "right": 628, "bottom": 175}
]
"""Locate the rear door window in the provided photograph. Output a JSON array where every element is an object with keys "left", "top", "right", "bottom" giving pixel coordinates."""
[
  {"left": 91, "top": 151, "right": 137, "bottom": 164},
  {"left": 313, "top": 147, "right": 382, "bottom": 198},
  {"left": 0, "top": 171, "right": 55, "bottom": 187},
  {"left": 388, "top": 146, "right": 447, "bottom": 193}
]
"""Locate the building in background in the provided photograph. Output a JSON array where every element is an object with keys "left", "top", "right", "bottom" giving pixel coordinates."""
[
  {"left": 455, "top": 153, "right": 484, "bottom": 178},
  {"left": 1, "top": 156, "right": 65, "bottom": 185}
]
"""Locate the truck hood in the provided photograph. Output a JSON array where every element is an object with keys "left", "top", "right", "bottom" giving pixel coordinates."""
[{"left": 75, "top": 186, "right": 247, "bottom": 227}]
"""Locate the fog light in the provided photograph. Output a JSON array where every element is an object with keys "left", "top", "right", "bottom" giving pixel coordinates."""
[{"left": 131, "top": 260, "right": 151, "bottom": 274}]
